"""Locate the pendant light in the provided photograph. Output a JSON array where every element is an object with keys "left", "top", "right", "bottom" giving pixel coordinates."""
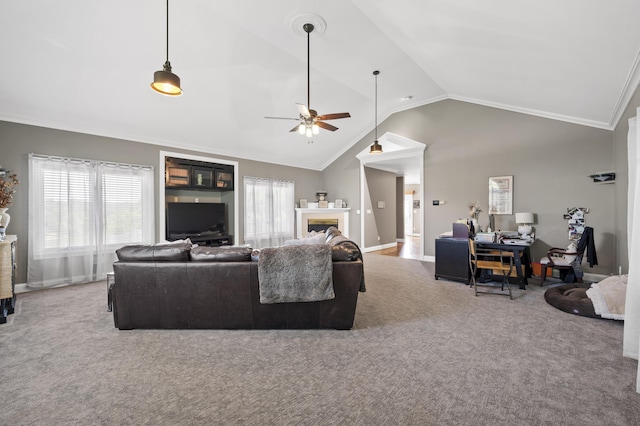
[
  {"left": 151, "top": 0, "right": 182, "bottom": 96},
  {"left": 370, "top": 70, "right": 383, "bottom": 154}
]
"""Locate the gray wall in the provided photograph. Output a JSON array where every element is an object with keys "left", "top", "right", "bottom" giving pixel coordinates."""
[
  {"left": 363, "top": 166, "right": 397, "bottom": 247},
  {"left": 324, "top": 99, "right": 617, "bottom": 276},
  {"left": 0, "top": 121, "right": 322, "bottom": 284},
  {"left": 4, "top": 85, "right": 639, "bottom": 284}
]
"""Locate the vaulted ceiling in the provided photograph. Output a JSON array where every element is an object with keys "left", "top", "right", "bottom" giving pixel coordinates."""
[{"left": 1, "top": 0, "right": 639, "bottom": 171}]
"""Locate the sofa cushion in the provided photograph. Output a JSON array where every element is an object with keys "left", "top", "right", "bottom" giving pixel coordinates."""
[
  {"left": 190, "top": 246, "right": 252, "bottom": 262},
  {"left": 116, "top": 243, "right": 192, "bottom": 262}
]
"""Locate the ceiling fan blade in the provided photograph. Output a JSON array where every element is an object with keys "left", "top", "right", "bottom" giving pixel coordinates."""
[
  {"left": 289, "top": 124, "right": 303, "bottom": 133},
  {"left": 297, "top": 103, "right": 311, "bottom": 118},
  {"left": 317, "top": 121, "right": 338, "bottom": 132},
  {"left": 265, "top": 116, "right": 299, "bottom": 121},
  {"left": 316, "top": 112, "right": 351, "bottom": 121}
]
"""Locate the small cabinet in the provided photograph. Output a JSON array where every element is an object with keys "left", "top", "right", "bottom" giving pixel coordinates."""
[
  {"left": 215, "top": 169, "right": 233, "bottom": 190},
  {"left": 166, "top": 164, "right": 190, "bottom": 187},
  {"left": 165, "top": 157, "right": 233, "bottom": 191},
  {"left": 434, "top": 238, "right": 470, "bottom": 284},
  {"left": 192, "top": 167, "right": 213, "bottom": 189}
]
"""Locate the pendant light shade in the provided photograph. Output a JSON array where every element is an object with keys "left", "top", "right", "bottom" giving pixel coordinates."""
[
  {"left": 151, "top": 0, "right": 182, "bottom": 96},
  {"left": 151, "top": 61, "right": 182, "bottom": 96},
  {"left": 369, "top": 70, "right": 382, "bottom": 154},
  {"left": 370, "top": 140, "right": 383, "bottom": 153}
]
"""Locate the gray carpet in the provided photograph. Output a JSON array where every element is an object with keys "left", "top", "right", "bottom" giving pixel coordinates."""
[{"left": 1, "top": 254, "right": 639, "bottom": 425}]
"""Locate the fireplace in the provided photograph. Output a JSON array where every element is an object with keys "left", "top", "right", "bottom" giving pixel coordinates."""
[
  {"left": 295, "top": 207, "right": 350, "bottom": 238},
  {"left": 308, "top": 218, "right": 339, "bottom": 233}
]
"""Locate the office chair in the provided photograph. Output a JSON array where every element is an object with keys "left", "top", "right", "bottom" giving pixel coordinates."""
[{"left": 468, "top": 239, "right": 515, "bottom": 299}]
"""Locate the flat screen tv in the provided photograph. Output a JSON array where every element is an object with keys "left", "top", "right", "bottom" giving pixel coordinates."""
[{"left": 166, "top": 202, "right": 227, "bottom": 239}]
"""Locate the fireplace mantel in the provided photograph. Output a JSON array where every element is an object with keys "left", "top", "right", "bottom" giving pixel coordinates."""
[{"left": 295, "top": 208, "right": 350, "bottom": 238}]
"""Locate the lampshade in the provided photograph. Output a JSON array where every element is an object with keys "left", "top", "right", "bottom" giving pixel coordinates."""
[
  {"left": 515, "top": 212, "right": 534, "bottom": 224},
  {"left": 370, "top": 140, "right": 383, "bottom": 154},
  {"left": 151, "top": 61, "right": 182, "bottom": 96}
]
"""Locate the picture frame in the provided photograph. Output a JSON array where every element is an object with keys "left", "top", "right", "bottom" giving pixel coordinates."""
[
  {"left": 299, "top": 199, "right": 308, "bottom": 208},
  {"left": 488, "top": 175, "right": 513, "bottom": 215},
  {"left": 335, "top": 199, "right": 343, "bottom": 208}
]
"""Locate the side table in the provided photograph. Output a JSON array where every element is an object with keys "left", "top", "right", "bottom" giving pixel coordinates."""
[{"left": 0, "top": 235, "right": 17, "bottom": 324}]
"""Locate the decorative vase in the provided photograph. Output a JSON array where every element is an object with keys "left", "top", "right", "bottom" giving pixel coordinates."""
[{"left": 0, "top": 208, "right": 10, "bottom": 231}]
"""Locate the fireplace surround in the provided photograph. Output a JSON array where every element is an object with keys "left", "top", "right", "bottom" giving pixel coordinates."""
[{"left": 295, "top": 208, "right": 350, "bottom": 238}]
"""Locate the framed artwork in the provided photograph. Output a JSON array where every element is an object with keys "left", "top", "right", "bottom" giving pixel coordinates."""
[
  {"left": 335, "top": 199, "right": 343, "bottom": 208},
  {"left": 299, "top": 199, "right": 308, "bottom": 208},
  {"left": 488, "top": 175, "right": 513, "bottom": 215}
]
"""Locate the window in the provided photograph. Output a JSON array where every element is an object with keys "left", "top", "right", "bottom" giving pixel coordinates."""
[
  {"left": 244, "top": 176, "right": 294, "bottom": 248},
  {"left": 28, "top": 154, "right": 154, "bottom": 287}
]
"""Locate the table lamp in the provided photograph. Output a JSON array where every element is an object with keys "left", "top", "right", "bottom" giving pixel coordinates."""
[{"left": 515, "top": 212, "right": 535, "bottom": 239}]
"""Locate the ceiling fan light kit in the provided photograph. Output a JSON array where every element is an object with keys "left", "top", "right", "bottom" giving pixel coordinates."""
[
  {"left": 265, "top": 16, "right": 350, "bottom": 140},
  {"left": 370, "top": 70, "right": 383, "bottom": 154},
  {"left": 151, "top": 0, "right": 182, "bottom": 96}
]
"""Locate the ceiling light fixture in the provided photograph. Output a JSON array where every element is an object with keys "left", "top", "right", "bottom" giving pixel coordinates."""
[
  {"left": 151, "top": 0, "right": 182, "bottom": 96},
  {"left": 370, "top": 70, "right": 383, "bottom": 154}
]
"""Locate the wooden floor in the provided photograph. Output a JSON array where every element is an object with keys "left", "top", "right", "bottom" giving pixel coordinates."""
[{"left": 370, "top": 236, "right": 422, "bottom": 260}]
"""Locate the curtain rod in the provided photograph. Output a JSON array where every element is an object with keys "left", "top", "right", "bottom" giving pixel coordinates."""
[
  {"left": 29, "top": 153, "right": 154, "bottom": 171},
  {"left": 244, "top": 175, "right": 294, "bottom": 184}
]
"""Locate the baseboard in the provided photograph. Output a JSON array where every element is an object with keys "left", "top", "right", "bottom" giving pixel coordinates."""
[
  {"left": 362, "top": 242, "right": 398, "bottom": 253},
  {"left": 424, "top": 255, "right": 435, "bottom": 262},
  {"left": 15, "top": 282, "right": 29, "bottom": 294}
]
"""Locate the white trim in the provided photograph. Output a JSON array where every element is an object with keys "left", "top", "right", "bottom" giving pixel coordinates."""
[{"left": 362, "top": 242, "right": 398, "bottom": 253}]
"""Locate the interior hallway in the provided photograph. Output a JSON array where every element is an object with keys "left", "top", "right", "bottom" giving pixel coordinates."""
[{"left": 370, "top": 236, "right": 422, "bottom": 261}]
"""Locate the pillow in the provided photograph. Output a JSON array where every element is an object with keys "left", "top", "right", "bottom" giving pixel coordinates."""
[
  {"left": 251, "top": 249, "right": 261, "bottom": 262},
  {"left": 563, "top": 241, "right": 579, "bottom": 263},
  {"left": 155, "top": 238, "right": 193, "bottom": 246},
  {"left": 325, "top": 226, "right": 342, "bottom": 242},
  {"left": 284, "top": 233, "right": 327, "bottom": 246},
  {"left": 190, "top": 246, "right": 252, "bottom": 262}
]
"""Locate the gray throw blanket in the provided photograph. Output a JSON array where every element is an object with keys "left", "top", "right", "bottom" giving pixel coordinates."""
[{"left": 258, "top": 244, "right": 334, "bottom": 304}]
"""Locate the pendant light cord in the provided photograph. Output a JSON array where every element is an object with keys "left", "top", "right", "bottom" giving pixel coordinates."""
[
  {"left": 307, "top": 26, "right": 311, "bottom": 110},
  {"left": 165, "top": 0, "right": 169, "bottom": 62},
  {"left": 374, "top": 70, "right": 379, "bottom": 141}
]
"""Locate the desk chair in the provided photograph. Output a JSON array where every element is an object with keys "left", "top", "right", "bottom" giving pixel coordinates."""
[{"left": 468, "top": 239, "right": 514, "bottom": 299}]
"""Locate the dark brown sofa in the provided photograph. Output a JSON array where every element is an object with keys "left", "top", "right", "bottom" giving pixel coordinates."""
[{"left": 110, "top": 238, "right": 364, "bottom": 330}]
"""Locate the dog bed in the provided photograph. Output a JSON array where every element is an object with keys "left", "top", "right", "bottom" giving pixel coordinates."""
[{"left": 544, "top": 282, "right": 600, "bottom": 319}]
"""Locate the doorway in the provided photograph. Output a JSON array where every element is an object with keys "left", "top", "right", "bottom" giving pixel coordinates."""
[{"left": 356, "top": 132, "right": 426, "bottom": 260}]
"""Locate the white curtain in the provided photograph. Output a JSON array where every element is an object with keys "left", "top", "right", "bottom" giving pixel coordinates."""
[
  {"left": 243, "top": 176, "right": 294, "bottom": 248},
  {"left": 624, "top": 110, "right": 640, "bottom": 393},
  {"left": 28, "top": 154, "right": 155, "bottom": 288}
]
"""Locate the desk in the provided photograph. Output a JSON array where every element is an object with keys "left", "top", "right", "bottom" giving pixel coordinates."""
[{"left": 476, "top": 241, "right": 533, "bottom": 289}]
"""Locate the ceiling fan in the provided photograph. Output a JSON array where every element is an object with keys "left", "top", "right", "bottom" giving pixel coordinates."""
[{"left": 265, "top": 23, "right": 351, "bottom": 138}]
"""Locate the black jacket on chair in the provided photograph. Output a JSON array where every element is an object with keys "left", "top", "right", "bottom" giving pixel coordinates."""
[{"left": 576, "top": 226, "right": 598, "bottom": 267}]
